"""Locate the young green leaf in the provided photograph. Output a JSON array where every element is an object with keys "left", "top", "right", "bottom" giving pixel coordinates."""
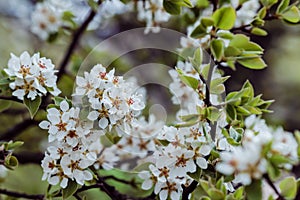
[
  {"left": 23, "top": 96, "right": 42, "bottom": 119},
  {"left": 237, "top": 57, "right": 267, "bottom": 70},
  {"left": 0, "top": 78, "right": 10, "bottom": 85},
  {"left": 279, "top": 176, "right": 297, "bottom": 199},
  {"left": 62, "top": 181, "right": 79, "bottom": 199},
  {"left": 191, "top": 24, "right": 207, "bottom": 38},
  {"left": 201, "top": 17, "right": 214, "bottom": 27},
  {"left": 245, "top": 179, "right": 262, "bottom": 200},
  {"left": 230, "top": 34, "right": 263, "bottom": 52},
  {"left": 210, "top": 39, "right": 224, "bottom": 61},
  {"left": 251, "top": 27, "right": 268, "bottom": 36},
  {"left": 212, "top": 6, "right": 236, "bottom": 30},
  {"left": 176, "top": 68, "right": 199, "bottom": 90},
  {"left": 276, "top": 0, "right": 290, "bottom": 13},
  {"left": 224, "top": 46, "right": 242, "bottom": 57},
  {"left": 163, "top": 0, "right": 181, "bottom": 15},
  {"left": 282, "top": 6, "right": 300, "bottom": 23}
]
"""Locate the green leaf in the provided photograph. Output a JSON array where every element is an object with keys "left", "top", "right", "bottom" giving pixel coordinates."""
[
  {"left": 258, "top": 7, "right": 267, "bottom": 19},
  {"left": 62, "top": 181, "right": 78, "bottom": 199},
  {"left": 282, "top": 6, "right": 300, "bottom": 23},
  {"left": 207, "top": 188, "right": 225, "bottom": 200},
  {"left": 206, "top": 106, "right": 221, "bottom": 122},
  {"left": 0, "top": 78, "right": 10, "bottom": 85},
  {"left": 199, "top": 180, "right": 210, "bottom": 191},
  {"left": 163, "top": 0, "right": 181, "bottom": 15},
  {"left": 7, "top": 141, "right": 24, "bottom": 150},
  {"left": 270, "top": 154, "right": 290, "bottom": 165},
  {"left": 191, "top": 24, "right": 207, "bottom": 38},
  {"left": 224, "top": 46, "right": 242, "bottom": 57},
  {"left": 23, "top": 96, "right": 42, "bottom": 119},
  {"left": 88, "top": 0, "right": 99, "bottom": 11},
  {"left": 5, "top": 154, "right": 19, "bottom": 169},
  {"left": 251, "top": 27, "right": 268, "bottom": 36},
  {"left": 179, "top": 114, "right": 200, "bottom": 123},
  {"left": 210, "top": 39, "right": 224, "bottom": 61},
  {"left": 176, "top": 68, "right": 199, "bottom": 90},
  {"left": 62, "top": 11, "right": 76, "bottom": 28},
  {"left": 190, "top": 47, "right": 203, "bottom": 73},
  {"left": 279, "top": 176, "right": 297, "bottom": 199},
  {"left": 276, "top": 0, "right": 290, "bottom": 13},
  {"left": 226, "top": 104, "right": 237, "bottom": 120},
  {"left": 245, "top": 179, "right": 262, "bottom": 200},
  {"left": 216, "top": 31, "right": 234, "bottom": 39},
  {"left": 201, "top": 17, "right": 215, "bottom": 27},
  {"left": 179, "top": 0, "right": 193, "bottom": 7},
  {"left": 210, "top": 76, "right": 229, "bottom": 94},
  {"left": 230, "top": 34, "right": 263, "bottom": 52},
  {"left": 212, "top": 6, "right": 236, "bottom": 30},
  {"left": 234, "top": 186, "right": 244, "bottom": 199},
  {"left": 0, "top": 99, "right": 12, "bottom": 112},
  {"left": 261, "top": 0, "right": 278, "bottom": 7},
  {"left": 237, "top": 57, "right": 267, "bottom": 69}
]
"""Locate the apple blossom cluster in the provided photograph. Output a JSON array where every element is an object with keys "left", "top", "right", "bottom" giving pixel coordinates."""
[
  {"left": 136, "top": 0, "right": 171, "bottom": 33},
  {"left": 231, "top": 0, "right": 260, "bottom": 27},
  {"left": 216, "top": 115, "right": 299, "bottom": 185},
  {"left": 169, "top": 60, "right": 224, "bottom": 118},
  {"left": 138, "top": 122, "right": 213, "bottom": 200},
  {"left": 4, "top": 51, "right": 60, "bottom": 100},
  {"left": 31, "top": 0, "right": 67, "bottom": 40},
  {"left": 39, "top": 64, "right": 166, "bottom": 187},
  {"left": 39, "top": 100, "right": 107, "bottom": 187},
  {"left": 74, "top": 64, "right": 145, "bottom": 130}
]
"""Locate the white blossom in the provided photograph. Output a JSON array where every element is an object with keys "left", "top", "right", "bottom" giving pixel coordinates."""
[
  {"left": 4, "top": 51, "right": 60, "bottom": 100},
  {"left": 136, "top": 0, "right": 171, "bottom": 33}
]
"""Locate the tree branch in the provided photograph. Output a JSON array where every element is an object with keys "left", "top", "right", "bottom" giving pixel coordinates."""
[
  {"left": 0, "top": 189, "right": 44, "bottom": 200},
  {"left": 182, "top": 180, "right": 198, "bottom": 200},
  {"left": 56, "top": 0, "right": 103, "bottom": 82},
  {"left": 14, "top": 151, "right": 44, "bottom": 164},
  {"left": 263, "top": 174, "right": 285, "bottom": 200},
  {"left": 0, "top": 96, "right": 22, "bottom": 103},
  {"left": 199, "top": 73, "right": 212, "bottom": 107},
  {"left": 0, "top": 119, "right": 38, "bottom": 141}
]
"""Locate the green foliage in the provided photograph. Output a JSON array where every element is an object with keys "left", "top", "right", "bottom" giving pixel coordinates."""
[
  {"left": 191, "top": 24, "right": 208, "bottom": 38},
  {"left": 212, "top": 7, "right": 236, "bottom": 30},
  {"left": 276, "top": 0, "right": 290, "bottom": 13},
  {"left": 237, "top": 57, "right": 266, "bottom": 70},
  {"left": 225, "top": 81, "right": 273, "bottom": 123},
  {"left": 23, "top": 96, "right": 42, "bottom": 119},
  {"left": 210, "top": 39, "right": 224, "bottom": 62},
  {"left": 281, "top": 6, "right": 300, "bottom": 23},
  {"left": 245, "top": 179, "right": 262, "bottom": 200},
  {"left": 0, "top": 77, "right": 10, "bottom": 85},
  {"left": 251, "top": 27, "right": 268, "bottom": 36},
  {"left": 279, "top": 176, "right": 297, "bottom": 199},
  {"left": 62, "top": 181, "right": 79, "bottom": 199},
  {"left": 190, "top": 47, "right": 203, "bottom": 73},
  {"left": 163, "top": 0, "right": 193, "bottom": 15},
  {"left": 176, "top": 68, "right": 199, "bottom": 90}
]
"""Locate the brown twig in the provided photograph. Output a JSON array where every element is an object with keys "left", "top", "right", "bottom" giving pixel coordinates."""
[
  {"left": 0, "top": 119, "right": 38, "bottom": 141},
  {"left": 0, "top": 96, "right": 22, "bottom": 103},
  {"left": 182, "top": 180, "right": 198, "bottom": 200},
  {"left": 56, "top": 0, "right": 103, "bottom": 82},
  {"left": 0, "top": 189, "right": 44, "bottom": 200},
  {"left": 263, "top": 174, "right": 286, "bottom": 200}
]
